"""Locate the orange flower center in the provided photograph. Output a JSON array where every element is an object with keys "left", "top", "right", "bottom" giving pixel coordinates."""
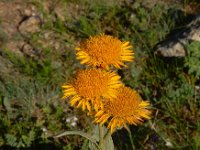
[
  {"left": 105, "top": 87, "right": 142, "bottom": 117},
  {"left": 80, "top": 35, "right": 122, "bottom": 66},
  {"left": 73, "top": 69, "right": 109, "bottom": 99}
]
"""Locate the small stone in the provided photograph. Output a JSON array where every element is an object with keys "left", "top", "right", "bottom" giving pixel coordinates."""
[
  {"left": 21, "top": 43, "right": 40, "bottom": 59},
  {"left": 24, "top": 9, "right": 32, "bottom": 16},
  {"left": 19, "top": 16, "right": 41, "bottom": 35},
  {"left": 22, "top": 43, "right": 33, "bottom": 54}
]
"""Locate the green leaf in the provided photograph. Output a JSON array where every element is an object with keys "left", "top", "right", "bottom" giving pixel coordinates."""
[
  {"left": 89, "top": 125, "right": 114, "bottom": 150},
  {"left": 104, "top": 131, "right": 114, "bottom": 150},
  {"left": 5, "top": 134, "right": 18, "bottom": 147},
  {"left": 185, "top": 41, "right": 200, "bottom": 77},
  {"left": 54, "top": 130, "right": 99, "bottom": 149}
]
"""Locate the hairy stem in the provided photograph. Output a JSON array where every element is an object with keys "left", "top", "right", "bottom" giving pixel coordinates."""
[{"left": 99, "top": 125, "right": 104, "bottom": 150}]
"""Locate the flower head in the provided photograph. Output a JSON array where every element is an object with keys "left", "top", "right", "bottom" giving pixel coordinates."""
[
  {"left": 76, "top": 34, "right": 134, "bottom": 69},
  {"left": 94, "top": 86, "right": 151, "bottom": 133},
  {"left": 62, "top": 69, "right": 122, "bottom": 112}
]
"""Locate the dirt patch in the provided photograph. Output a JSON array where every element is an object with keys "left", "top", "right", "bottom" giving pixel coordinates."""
[{"left": 0, "top": 1, "right": 42, "bottom": 56}]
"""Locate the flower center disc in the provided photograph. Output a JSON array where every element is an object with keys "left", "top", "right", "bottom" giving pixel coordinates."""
[{"left": 73, "top": 69, "right": 109, "bottom": 99}]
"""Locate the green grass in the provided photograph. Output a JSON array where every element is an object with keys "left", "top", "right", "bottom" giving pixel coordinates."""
[{"left": 0, "top": 0, "right": 200, "bottom": 149}]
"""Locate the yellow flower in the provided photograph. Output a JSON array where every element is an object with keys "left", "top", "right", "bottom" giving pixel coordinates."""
[
  {"left": 94, "top": 86, "right": 151, "bottom": 133},
  {"left": 76, "top": 34, "right": 134, "bottom": 69},
  {"left": 62, "top": 69, "right": 122, "bottom": 112}
]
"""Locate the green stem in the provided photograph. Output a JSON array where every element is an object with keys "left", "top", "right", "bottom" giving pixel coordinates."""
[
  {"left": 103, "top": 129, "right": 110, "bottom": 140},
  {"left": 54, "top": 130, "right": 100, "bottom": 149},
  {"left": 99, "top": 125, "right": 104, "bottom": 150},
  {"left": 126, "top": 126, "right": 136, "bottom": 150}
]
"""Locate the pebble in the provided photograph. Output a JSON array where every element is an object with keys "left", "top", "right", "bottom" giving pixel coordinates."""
[{"left": 18, "top": 16, "right": 41, "bottom": 35}]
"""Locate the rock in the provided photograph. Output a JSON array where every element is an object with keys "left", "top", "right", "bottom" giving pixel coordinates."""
[
  {"left": 155, "top": 40, "right": 186, "bottom": 57},
  {"left": 18, "top": 16, "right": 42, "bottom": 35},
  {"left": 155, "top": 14, "right": 200, "bottom": 57},
  {"left": 23, "top": 4, "right": 38, "bottom": 17},
  {"left": 21, "top": 43, "right": 33, "bottom": 54},
  {"left": 21, "top": 43, "right": 40, "bottom": 59},
  {"left": 24, "top": 9, "right": 32, "bottom": 16}
]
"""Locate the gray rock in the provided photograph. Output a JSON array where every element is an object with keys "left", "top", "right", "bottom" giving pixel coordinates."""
[{"left": 155, "top": 14, "right": 200, "bottom": 57}]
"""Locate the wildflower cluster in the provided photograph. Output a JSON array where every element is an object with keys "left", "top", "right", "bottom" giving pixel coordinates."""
[{"left": 62, "top": 34, "right": 151, "bottom": 133}]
